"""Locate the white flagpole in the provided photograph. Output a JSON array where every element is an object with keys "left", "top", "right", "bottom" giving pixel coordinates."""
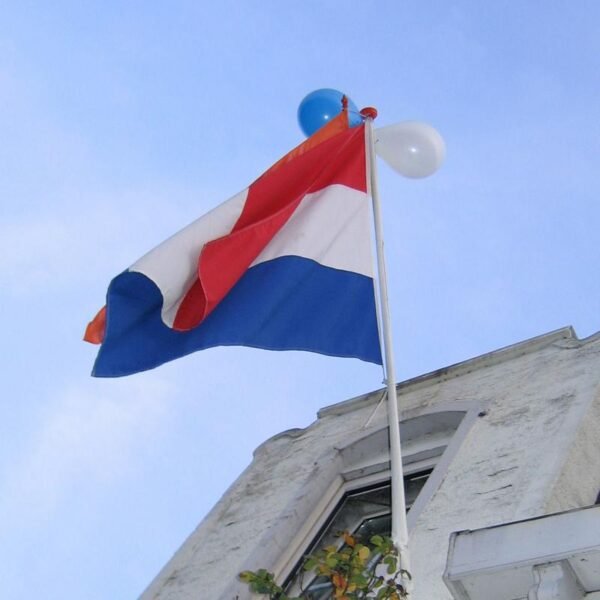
[{"left": 364, "top": 112, "right": 412, "bottom": 588}]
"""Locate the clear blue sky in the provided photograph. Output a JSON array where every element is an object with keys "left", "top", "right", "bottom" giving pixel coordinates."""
[{"left": 1, "top": 2, "right": 599, "bottom": 598}]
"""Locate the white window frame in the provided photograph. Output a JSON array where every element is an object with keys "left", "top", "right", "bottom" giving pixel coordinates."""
[{"left": 273, "top": 402, "right": 483, "bottom": 590}]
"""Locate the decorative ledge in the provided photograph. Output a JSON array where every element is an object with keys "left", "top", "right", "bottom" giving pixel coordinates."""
[{"left": 444, "top": 504, "right": 600, "bottom": 600}]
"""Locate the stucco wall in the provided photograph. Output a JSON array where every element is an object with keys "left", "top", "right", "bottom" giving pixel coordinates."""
[
  {"left": 545, "top": 338, "right": 600, "bottom": 513},
  {"left": 139, "top": 328, "right": 600, "bottom": 600}
]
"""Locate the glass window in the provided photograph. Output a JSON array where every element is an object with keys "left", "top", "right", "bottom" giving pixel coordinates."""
[{"left": 286, "top": 470, "right": 432, "bottom": 598}]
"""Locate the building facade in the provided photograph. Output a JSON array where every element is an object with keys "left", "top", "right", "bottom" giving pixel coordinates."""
[{"left": 140, "top": 326, "right": 600, "bottom": 600}]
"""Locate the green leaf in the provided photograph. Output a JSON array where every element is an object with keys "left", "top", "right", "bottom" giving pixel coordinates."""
[
  {"left": 303, "top": 558, "right": 317, "bottom": 571},
  {"left": 350, "top": 573, "right": 368, "bottom": 586},
  {"left": 376, "top": 588, "right": 388, "bottom": 600}
]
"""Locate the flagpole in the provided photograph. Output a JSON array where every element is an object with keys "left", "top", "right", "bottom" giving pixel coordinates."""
[{"left": 364, "top": 110, "right": 412, "bottom": 589}]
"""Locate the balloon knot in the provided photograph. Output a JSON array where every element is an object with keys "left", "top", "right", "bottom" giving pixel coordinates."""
[{"left": 360, "top": 107, "right": 378, "bottom": 120}]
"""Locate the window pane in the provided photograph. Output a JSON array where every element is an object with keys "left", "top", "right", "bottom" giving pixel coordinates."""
[{"left": 290, "top": 470, "right": 431, "bottom": 598}]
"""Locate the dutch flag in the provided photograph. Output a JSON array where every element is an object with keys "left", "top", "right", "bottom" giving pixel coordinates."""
[{"left": 85, "top": 113, "right": 382, "bottom": 377}]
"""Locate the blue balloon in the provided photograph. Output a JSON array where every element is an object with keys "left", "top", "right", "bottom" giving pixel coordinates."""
[{"left": 297, "top": 89, "right": 362, "bottom": 137}]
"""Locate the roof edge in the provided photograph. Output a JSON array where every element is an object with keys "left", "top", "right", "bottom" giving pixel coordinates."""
[{"left": 318, "top": 326, "right": 580, "bottom": 418}]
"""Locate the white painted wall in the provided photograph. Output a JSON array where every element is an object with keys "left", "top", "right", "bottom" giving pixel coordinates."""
[{"left": 139, "top": 328, "right": 600, "bottom": 600}]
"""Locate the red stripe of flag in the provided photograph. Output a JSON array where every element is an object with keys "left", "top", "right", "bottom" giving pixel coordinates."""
[{"left": 173, "top": 118, "right": 366, "bottom": 331}]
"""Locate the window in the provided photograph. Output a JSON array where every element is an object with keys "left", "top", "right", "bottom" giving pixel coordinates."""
[
  {"left": 285, "top": 470, "right": 432, "bottom": 598},
  {"left": 270, "top": 404, "right": 482, "bottom": 598}
]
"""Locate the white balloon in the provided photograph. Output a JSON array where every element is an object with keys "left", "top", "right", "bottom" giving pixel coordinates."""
[{"left": 375, "top": 121, "right": 446, "bottom": 178}]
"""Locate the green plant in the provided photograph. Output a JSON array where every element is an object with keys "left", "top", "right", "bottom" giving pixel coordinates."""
[{"left": 239, "top": 532, "right": 410, "bottom": 599}]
